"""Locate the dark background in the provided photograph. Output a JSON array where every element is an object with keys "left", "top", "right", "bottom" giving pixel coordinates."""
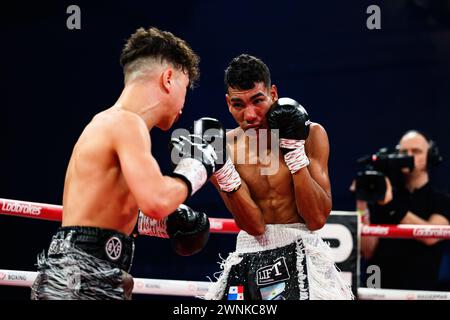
[{"left": 1, "top": 0, "right": 449, "bottom": 299}]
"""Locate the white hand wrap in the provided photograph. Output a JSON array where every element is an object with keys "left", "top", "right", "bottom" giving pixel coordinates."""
[
  {"left": 173, "top": 157, "right": 208, "bottom": 196},
  {"left": 214, "top": 158, "right": 241, "bottom": 192},
  {"left": 280, "top": 138, "right": 310, "bottom": 174},
  {"left": 137, "top": 211, "right": 169, "bottom": 238}
]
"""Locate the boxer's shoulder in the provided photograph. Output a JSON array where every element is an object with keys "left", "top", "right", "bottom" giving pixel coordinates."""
[
  {"left": 308, "top": 121, "right": 325, "bottom": 132},
  {"left": 305, "top": 122, "right": 329, "bottom": 159},
  {"left": 80, "top": 108, "right": 150, "bottom": 156},
  {"left": 94, "top": 108, "right": 149, "bottom": 139},
  {"left": 91, "top": 107, "right": 143, "bottom": 127},
  {"left": 307, "top": 122, "right": 328, "bottom": 142}
]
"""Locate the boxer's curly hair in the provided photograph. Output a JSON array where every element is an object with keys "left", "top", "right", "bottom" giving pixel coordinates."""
[
  {"left": 224, "top": 54, "right": 271, "bottom": 91},
  {"left": 120, "top": 27, "right": 200, "bottom": 88}
]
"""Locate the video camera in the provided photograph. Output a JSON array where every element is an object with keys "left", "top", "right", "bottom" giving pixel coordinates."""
[{"left": 354, "top": 147, "right": 414, "bottom": 202}]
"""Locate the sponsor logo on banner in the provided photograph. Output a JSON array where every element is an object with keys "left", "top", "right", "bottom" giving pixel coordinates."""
[
  {"left": 412, "top": 228, "right": 450, "bottom": 238},
  {"left": 209, "top": 220, "right": 223, "bottom": 231},
  {"left": 362, "top": 225, "right": 389, "bottom": 236},
  {"left": 1, "top": 200, "right": 41, "bottom": 216},
  {"left": 7, "top": 273, "right": 27, "bottom": 281}
]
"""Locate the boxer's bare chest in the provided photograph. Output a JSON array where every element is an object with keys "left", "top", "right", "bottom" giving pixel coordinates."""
[{"left": 231, "top": 134, "right": 302, "bottom": 223}]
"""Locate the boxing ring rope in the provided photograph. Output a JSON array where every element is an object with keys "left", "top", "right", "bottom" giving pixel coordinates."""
[
  {"left": 1, "top": 197, "right": 450, "bottom": 300},
  {"left": 0, "top": 269, "right": 210, "bottom": 297},
  {"left": 0, "top": 198, "right": 240, "bottom": 234},
  {"left": 1, "top": 268, "right": 449, "bottom": 300},
  {"left": 1, "top": 197, "right": 450, "bottom": 239}
]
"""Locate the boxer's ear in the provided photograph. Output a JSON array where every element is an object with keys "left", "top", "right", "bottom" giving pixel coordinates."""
[
  {"left": 270, "top": 84, "right": 278, "bottom": 101},
  {"left": 162, "top": 68, "right": 173, "bottom": 93},
  {"left": 225, "top": 94, "right": 232, "bottom": 113}
]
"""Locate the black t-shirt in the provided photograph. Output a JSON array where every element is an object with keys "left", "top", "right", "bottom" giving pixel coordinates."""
[{"left": 368, "top": 182, "right": 450, "bottom": 290}]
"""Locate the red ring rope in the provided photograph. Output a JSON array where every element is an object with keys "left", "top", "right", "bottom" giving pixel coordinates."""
[{"left": 1, "top": 197, "right": 449, "bottom": 239}]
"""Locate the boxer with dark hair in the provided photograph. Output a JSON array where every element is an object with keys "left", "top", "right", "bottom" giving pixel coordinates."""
[
  {"left": 203, "top": 54, "right": 353, "bottom": 300},
  {"left": 31, "top": 27, "right": 216, "bottom": 300}
]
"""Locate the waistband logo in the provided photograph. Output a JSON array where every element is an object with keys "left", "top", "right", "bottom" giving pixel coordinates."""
[{"left": 105, "top": 237, "right": 122, "bottom": 261}]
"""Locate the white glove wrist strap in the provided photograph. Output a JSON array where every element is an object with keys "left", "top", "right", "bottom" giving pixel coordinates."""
[
  {"left": 280, "top": 138, "right": 310, "bottom": 174},
  {"left": 214, "top": 158, "right": 242, "bottom": 192}
]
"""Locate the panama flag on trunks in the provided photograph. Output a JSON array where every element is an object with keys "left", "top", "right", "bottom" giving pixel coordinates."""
[{"left": 228, "top": 285, "right": 244, "bottom": 300}]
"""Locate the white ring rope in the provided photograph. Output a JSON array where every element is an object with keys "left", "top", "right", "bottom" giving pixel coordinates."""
[
  {"left": 0, "top": 269, "right": 210, "bottom": 297},
  {"left": 1, "top": 269, "right": 449, "bottom": 300},
  {"left": 357, "top": 287, "right": 450, "bottom": 300}
]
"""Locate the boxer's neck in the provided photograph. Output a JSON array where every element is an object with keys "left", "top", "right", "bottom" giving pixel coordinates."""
[{"left": 116, "top": 81, "right": 165, "bottom": 129}]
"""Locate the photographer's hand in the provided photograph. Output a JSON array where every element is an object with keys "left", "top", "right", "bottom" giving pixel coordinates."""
[
  {"left": 377, "top": 177, "right": 393, "bottom": 206},
  {"left": 374, "top": 178, "right": 411, "bottom": 224}
]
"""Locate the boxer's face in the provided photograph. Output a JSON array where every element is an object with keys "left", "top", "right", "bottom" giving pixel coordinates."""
[
  {"left": 160, "top": 70, "right": 190, "bottom": 130},
  {"left": 226, "top": 82, "right": 277, "bottom": 130},
  {"left": 398, "top": 132, "right": 429, "bottom": 174},
  {"left": 170, "top": 71, "right": 190, "bottom": 123}
]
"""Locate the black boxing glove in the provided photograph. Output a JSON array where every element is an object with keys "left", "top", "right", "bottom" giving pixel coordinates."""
[
  {"left": 170, "top": 134, "right": 217, "bottom": 198},
  {"left": 191, "top": 117, "right": 226, "bottom": 171},
  {"left": 267, "top": 97, "right": 311, "bottom": 174},
  {"left": 138, "top": 204, "right": 210, "bottom": 256},
  {"left": 191, "top": 117, "right": 242, "bottom": 193}
]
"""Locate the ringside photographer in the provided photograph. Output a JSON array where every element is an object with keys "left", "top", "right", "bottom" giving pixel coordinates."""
[{"left": 353, "top": 130, "right": 450, "bottom": 291}]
